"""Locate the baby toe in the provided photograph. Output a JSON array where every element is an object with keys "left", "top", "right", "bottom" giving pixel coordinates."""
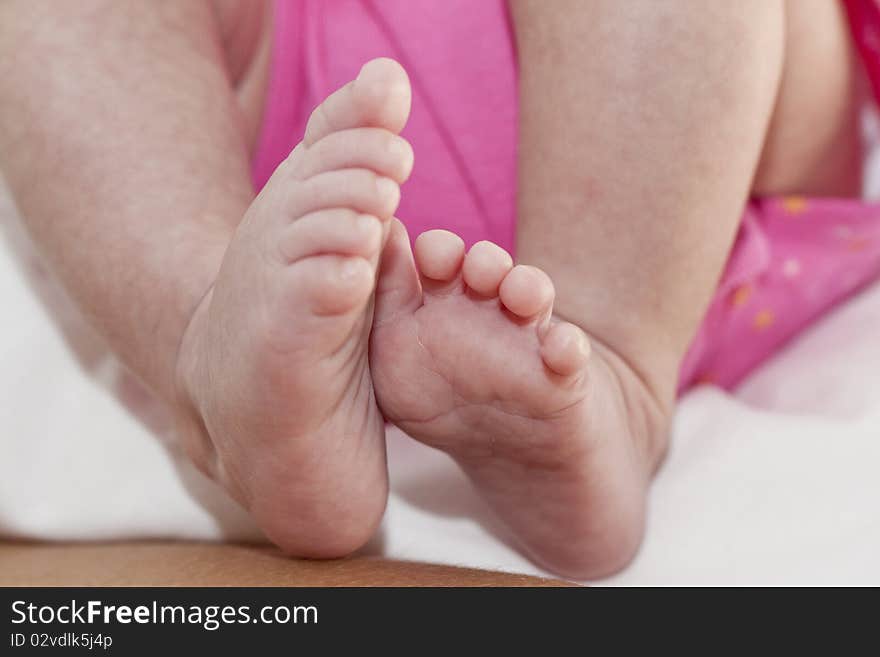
[
  {"left": 414, "top": 230, "right": 466, "bottom": 282},
  {"left": 295, "top": 129, "right": 414, "bottom": 184},
  {"left": 462, "top": 241, "right": 514, "bottom": 297},
  {"left": 540, "top": 321, "right": 591, "bottom": 376},
  {"left": 278, "top": 209, "right": 382, "bottom": 264},
  {"left": 498, "top": 265, "right": 555, "bottom": 318},
  {"left": 288, "top": 169, "right": 400, "bottom": 221},
  {"left": 286, "top": 255, "right": 375, "bottom": 317},
  {"left": 303, "top": 57, "right": 411, "bottom": 147}
]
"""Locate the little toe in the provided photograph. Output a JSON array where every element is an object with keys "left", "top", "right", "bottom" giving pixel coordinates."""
[
  {"left": 498, "top": 265, "right": 555, "bottom": 318},
  {"left": 352, "top": 58, "right": 412, "bottom": 133},
  {"left": 303, "top": 58, "right": 411, "bottom": 147},
  {"left": 540, "top": 321, "right": 591, "bottom": 377},
  {"left": 462, "top": 241, "right": 514, "bottom": 297},
  {"left": 414, "top": 230, "right": 466, "bottom": 282}
]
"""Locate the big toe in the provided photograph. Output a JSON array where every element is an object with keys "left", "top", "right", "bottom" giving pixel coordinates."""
[
  {"left": 414, "top": 230, "right": 466, "bottom": 283},
  {"left": 374, "top": 219, "right": 422, "bottom": 324},
  {"left": 304, "top": 58, "right": 412, "bottom": 146}
]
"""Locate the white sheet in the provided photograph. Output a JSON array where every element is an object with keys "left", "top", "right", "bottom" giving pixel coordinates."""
[{"left": 1, "top": 178, "right": 878, "bottom": 585}]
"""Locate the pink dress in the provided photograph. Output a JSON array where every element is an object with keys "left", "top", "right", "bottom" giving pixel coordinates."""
[{"left": 253, "top": 0, "right": 880, "bottom": 392}]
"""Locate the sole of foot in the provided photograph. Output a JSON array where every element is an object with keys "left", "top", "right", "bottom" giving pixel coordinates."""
[
  {"left": 371, "top": 226, "right": 667, "bottom": 577},
  {"left": 175, "top": 58, "right": 414, "bottom": 557}
]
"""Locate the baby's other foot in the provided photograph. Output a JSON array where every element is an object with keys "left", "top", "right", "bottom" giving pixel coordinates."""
[
  {"left": 371, "top": 226, "right": 668, "bottom": 578},
  {"left": 175, "top": 58, "right": 414, "bottom": 557}
]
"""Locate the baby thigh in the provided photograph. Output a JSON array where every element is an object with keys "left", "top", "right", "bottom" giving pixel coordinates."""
[{"left": 754, "top": 0, "right": 862, "bottom": 198}]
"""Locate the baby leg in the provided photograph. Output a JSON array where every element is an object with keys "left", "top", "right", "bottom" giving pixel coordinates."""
[
  {"left": 371, "top": 0, "right": 859, "bottom": 579},
  {"left": 0, "top": 2, "right": 412, "bottom": 558},
  {"left": 500, "top": 0, "right": 858, "bottom": 574},
  {"left": 176, "top": 59, "right": 414, "bottom": 557}
]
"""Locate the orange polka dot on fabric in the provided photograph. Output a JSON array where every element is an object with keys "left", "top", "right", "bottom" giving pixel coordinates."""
[
  {"left": 781, "top": 196, "right": 808, "bottom": 215},
  {"left": 847, "top": 236, "right": 871, "bottom": 252},
  {"left": 730, "top": 285, "right": 752, "bottom": 308},
  {"left": 753, "top": 309, "right": 775, "bottom": 330}
]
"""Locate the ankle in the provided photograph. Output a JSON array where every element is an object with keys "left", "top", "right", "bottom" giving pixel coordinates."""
[
  {"left": 170, "top": 285, "right": 221, "bottom": 480},
  {"left": 589, "top": 339, "right": 673, "bottom": 476}
]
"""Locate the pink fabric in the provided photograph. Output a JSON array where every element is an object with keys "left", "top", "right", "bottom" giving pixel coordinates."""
[
  {"left": 253, "top": 0, "right": 880, "bottom": 392},
  {"left": 252, "top": 0, "right": 517, "bottom": 251}
]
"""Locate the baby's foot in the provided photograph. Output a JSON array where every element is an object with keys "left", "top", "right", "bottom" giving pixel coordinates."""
[
  {"left": 174, "top": 59, "right": 414, "bottom": 557},
  {"left": 371, "top": 227, "right": 668, "bottom": 577}
]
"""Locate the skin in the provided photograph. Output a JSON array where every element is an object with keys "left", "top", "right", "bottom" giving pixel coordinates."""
[
  {"left": 511, "top": 0, "right": 856, "bottom": 405},
  {"left": 0, "top": 0, "right": 860, "bottom": 578},
  {"left": 0, "top": 541, "right": 572, "bottom": 587},
  {"left": 497, "top": 0, "right": 859, "bottom": 575},
  {"left": 0, "top": 2, "right": 412, "bottom": 557},
  {"left": 372, "top": 225, "right": 637, "bottom": 576},
  {"left": 0, "top": 1, "right": 252, "bottom": 404},
  {"left": 176, "top": 58, "right": 415, "bottom": 556}
]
